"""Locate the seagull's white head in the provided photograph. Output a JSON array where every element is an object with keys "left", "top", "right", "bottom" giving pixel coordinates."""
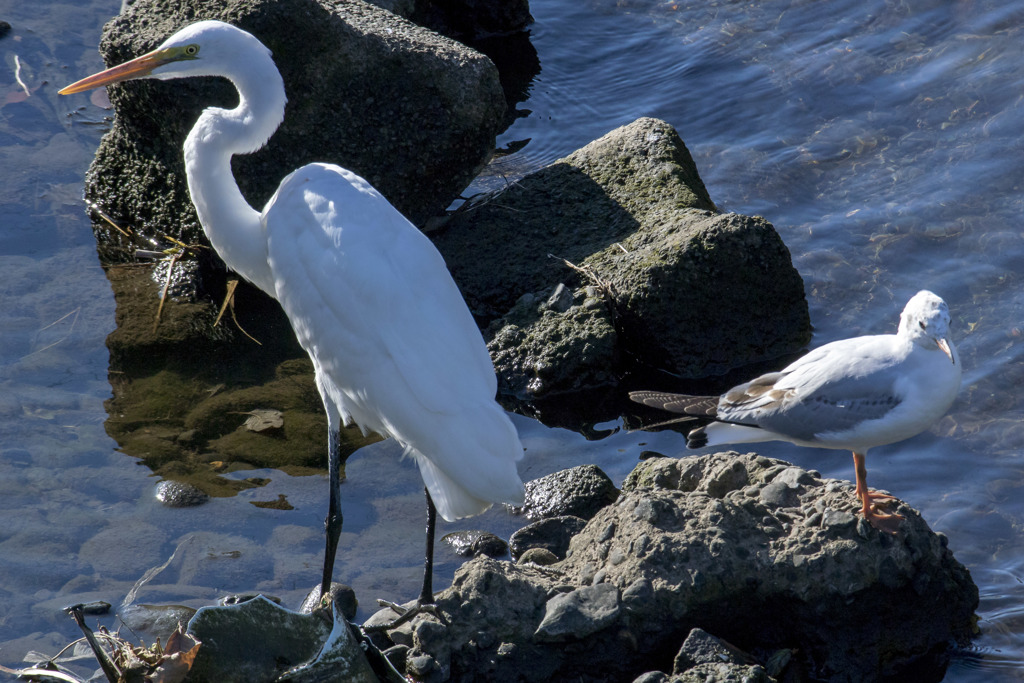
[{"left": 899, "top": 290, "right": 956, "bottom": 362}]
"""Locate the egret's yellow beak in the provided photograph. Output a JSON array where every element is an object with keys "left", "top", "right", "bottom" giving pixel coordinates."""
[{"left": 59, "top": 47, "right": 179, "bottom": 95}]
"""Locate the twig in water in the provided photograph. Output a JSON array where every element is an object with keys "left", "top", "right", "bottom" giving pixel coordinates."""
[
  {"left": 625, "top": 415, "right": 699, "bottom": 433},
  {"left": 20, "top": 307, "right": 81, "bottom": 360},
  {"left": 14, "top": 55, "right": 30, "bottom": 97},
  {"left": 89, "top": 202, "right": 133, "bottom": 239},
  {"left": 153, "top": 251, "right": 182, "bottom": 333},
  {"left": 64, "top": 604, "right": 120, "bottom": 683}
]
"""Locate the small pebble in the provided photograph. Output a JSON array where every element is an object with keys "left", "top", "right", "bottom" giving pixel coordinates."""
[
  {"left": 155, "top": 480, "right": 209, "bottom": 507},
  {"left": 298, "top": 582, "right": 357, "bottom": 621},
  {"left": 518, "top": 547, "right": 558, "bottom": 565},
  {"left": 406, "top": 653, "right": 440, "bottom": 677},
  {"left": 471, "top": 532, "right": 509, "bottom": 558},
  {"left": 442, "top": 530, "right": 509, "bottom": 557}
]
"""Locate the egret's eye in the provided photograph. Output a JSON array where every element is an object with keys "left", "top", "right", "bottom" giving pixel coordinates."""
[{"left": 184, "top": 44, "right": 200, "bottom": 56}]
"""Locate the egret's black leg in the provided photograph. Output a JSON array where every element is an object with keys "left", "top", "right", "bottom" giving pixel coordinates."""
[
  {"left": 320, "top": 427, "right": 343, "bottom": 601},
  {"left": 363, "top": 489, "right": 448, "bottom": 633},
  {"left": 418, "top": 488, "right": 437, "bottom": 605}
]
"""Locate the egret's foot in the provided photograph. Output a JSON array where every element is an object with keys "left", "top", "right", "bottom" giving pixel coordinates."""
[{"left": 362, "top": 599, "right": 448, "bottom": 633}]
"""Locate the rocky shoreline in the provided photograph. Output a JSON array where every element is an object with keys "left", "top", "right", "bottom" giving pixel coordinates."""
[
  {"left": 359, "top": 453, "right": 978, "bottom": 682},
  {"left": 154, "top": 453, "right": 977, "bottom": 682}
]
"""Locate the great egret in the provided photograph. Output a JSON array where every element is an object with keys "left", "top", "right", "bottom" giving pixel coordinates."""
[
  {"left": 61, "top": 19, "right": 526, "bottom": 609},
  {"left": 631, "top": 290, "right": 961, "bottom": 532}
]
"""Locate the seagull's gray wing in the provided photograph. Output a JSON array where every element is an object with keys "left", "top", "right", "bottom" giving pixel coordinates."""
[{"left": 717, "top": 335, "right": 907, "bottom": 442}]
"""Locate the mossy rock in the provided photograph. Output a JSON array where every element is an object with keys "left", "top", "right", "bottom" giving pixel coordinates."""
[{"left": 439, "top": 117, "right": 811, "bottom": 397}]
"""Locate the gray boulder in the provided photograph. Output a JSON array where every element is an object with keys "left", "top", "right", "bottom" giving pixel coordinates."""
[
  {"left": 84, "top": 0, "right": 505, "bottom": 260},
  {"left": 560, "top": 452, "right": 978, "bottom": 681},
  {"left": 434, "top": 117, "right": 811, "bottom": 397},
  {"left": 671, "top": 663, "right": 774, "bottom": 683},
  {"left": 374, "top": 452, "right": 977, "bottom": 682}
]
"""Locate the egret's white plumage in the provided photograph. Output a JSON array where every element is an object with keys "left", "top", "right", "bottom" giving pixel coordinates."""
[
  {"left": 631, "top": 290, "right": 961, "bottom": 532},
  {"left": 264, "top": 163, "right": 525, "bottom": 520},
  {"left": 61, "top": 20, "right": 525, "bottom": 600}
]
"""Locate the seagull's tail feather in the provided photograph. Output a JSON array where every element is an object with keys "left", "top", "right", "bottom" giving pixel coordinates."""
[{"left": 629, "top": 391, "right": 719, "bottom": 418}]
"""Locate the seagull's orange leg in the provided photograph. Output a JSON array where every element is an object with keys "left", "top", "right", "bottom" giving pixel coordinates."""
[{"left": 852, "top": 451, "right": 903, "bottom": 534}]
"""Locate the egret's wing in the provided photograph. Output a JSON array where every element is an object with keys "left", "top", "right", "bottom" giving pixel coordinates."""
[{"left": 263, "top": 164, "right": 523, "bottom": 518}]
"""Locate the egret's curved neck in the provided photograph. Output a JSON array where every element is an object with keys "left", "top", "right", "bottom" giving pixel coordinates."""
[{"left": 182, "top": 51, "right": 286, "bottom": 297}]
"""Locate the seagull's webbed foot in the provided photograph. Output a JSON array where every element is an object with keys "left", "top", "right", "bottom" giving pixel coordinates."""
[
  {"left": 851, "top": 451, "right": 904, "bottom": 534},
  {"left": 858, "top": 490, "right": 904, "bottom": 534}
]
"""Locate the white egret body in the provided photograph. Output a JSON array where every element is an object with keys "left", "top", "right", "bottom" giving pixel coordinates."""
[
  {"left": 631, "top": 290, "right": 961, "bottom": 532},
  {"left": 61, "top": 20, "right": 526, "bottom": 602}
]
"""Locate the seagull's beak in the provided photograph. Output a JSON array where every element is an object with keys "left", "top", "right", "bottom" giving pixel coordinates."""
[
  {"left": 59, "top": 48, "right": 178, "bottom": 95},
  {"left": 936, "top": 337, "right": 954, "bottom": 363}
]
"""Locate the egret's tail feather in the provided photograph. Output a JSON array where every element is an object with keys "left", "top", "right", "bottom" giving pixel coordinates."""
[
  {"left": 415, "top": 454, "right": 492, "bottom": 521},
  {"left": 413, "top": 448, "right": 525, "bottom": 522}
]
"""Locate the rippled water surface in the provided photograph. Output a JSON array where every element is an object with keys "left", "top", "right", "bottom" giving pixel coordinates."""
[{"left": 2, "top": 0, "right": 1023, "bottom": 679}]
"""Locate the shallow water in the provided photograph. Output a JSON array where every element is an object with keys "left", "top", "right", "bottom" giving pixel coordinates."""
[{"left": 2, "top": 0, "right": 1023, "bottom": 679}]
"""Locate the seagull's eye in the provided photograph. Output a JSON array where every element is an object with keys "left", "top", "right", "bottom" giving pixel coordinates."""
[
  {"left": 184, "top": 44, "right": 200, "bottom": 56},
  {"left": 919, "top": 321, "right": 926, "bottom": 330}
]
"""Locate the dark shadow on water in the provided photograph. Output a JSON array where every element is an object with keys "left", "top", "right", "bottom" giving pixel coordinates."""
[{"left": 100, "top": 260, "right": 379, "bottom": 497}]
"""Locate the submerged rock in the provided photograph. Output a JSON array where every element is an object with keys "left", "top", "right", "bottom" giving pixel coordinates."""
[
  {"left": 185, "top": 595, "right": 376, "bottom": 682},
  {"left": 434, "top": 117, "right": 811, "bottom": 397},
  {"left": 155, "top": 480, "right": 209, "bottom": 507},
  {"left": 119, "top": 604, "right": 198, "bottom": 643},
  {"left": 371, "top": 452, "right": 977, "bottom": 682}
]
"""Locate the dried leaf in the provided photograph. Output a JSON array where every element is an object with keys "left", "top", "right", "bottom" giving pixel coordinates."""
[
  {"left": 244, "top": 409, "right": 284, "bottom": 432},
  {"left": 164, "top": 626, "right": 200, "bottom": 661},
  {"left": 148, "top": 628, "right": 200, "bottom": 683}
]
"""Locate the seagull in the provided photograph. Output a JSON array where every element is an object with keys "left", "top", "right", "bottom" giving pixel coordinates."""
[{"left": 630, "top": 290, "right": 961, "bottom": 532}]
